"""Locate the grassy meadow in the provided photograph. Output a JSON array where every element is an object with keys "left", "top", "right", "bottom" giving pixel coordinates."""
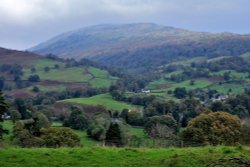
[
  {"left": 0, "top": 146, "right": 249, "bottom": 167},
  {"left": 60, "top": 93, "right": 139, "bottom": 111}
]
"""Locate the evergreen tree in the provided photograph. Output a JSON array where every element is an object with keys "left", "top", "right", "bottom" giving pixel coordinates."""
[
  {"left": 0, "top": 90, "right": 9, "bottom": 138},
  {"left": 14, "top": 98, "right": 30, "bottom": 119},
  {"left": 105, "top": 122, "right": 122, "bottom": 147}
]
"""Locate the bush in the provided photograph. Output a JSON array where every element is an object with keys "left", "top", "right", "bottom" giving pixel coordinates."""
[{"left": 40, "top": 127, "right": 81, "bottom": 148}]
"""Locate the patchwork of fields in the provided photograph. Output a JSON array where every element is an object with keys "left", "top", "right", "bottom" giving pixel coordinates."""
[
  {"left": 144, "top": 55, "right": 250, "bottom": 100},
  {"left": 2, "top": 58, "right": 118, "bottom": 98}
]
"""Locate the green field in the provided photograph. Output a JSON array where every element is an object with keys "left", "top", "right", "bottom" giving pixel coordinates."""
[
  {"left": 0, "top": 146, "right": 249, "bottom": 167},
  {"left": 90, "top": 78, "right": 115, "bottom": 88},
  {"left": 23, "top": 67, "right": 91, "bottom": 82},
  {"left": 26, "top": 84, "right": 67, "bottom": 92},
  {"left": 211, "top": 70, "right": 249, "bottom": 80},
  {"left": 32, "top": 59, "right": 65, "bottom": 70},
  {"left": 208, "top": 83, "right": 245, "bottom": 94},
  {"left": 20, "top": 58, "right": 118, "bottom": 90},
  {"left": 2, "top": 121, "right": 14, "bottom": 147},
  {"left": 88, "top": 67, "right": 109, "bottom": 78},
  {"left": 169, "top": 79, "right": 212, "bottom": 91},
  {"left": 59, "top": 93, "right": 139, "bottom": 111}
]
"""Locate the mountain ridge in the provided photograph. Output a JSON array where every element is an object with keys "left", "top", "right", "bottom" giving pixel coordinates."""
[{"left": 29, "top": 23, "right": 250, "bottom": 72}]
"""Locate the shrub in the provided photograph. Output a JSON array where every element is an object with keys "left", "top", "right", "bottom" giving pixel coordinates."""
[{"left": 40, "top": 127, "right": 81, "bottom": 148}]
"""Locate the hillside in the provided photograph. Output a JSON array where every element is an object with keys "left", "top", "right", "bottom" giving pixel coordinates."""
[
  {"left": 137, "top": 53, "right": 250, "bottom": 101},
  {"left": 0, "top": 147, "right": 249, "bottom": 167},
  {"left": 0, "top": 47, "right": 118, "bottom": 98},
  {"left": 30, "top": 23, "right": 250, "bottom": 72}
]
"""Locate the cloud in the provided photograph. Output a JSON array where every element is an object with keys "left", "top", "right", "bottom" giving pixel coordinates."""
[{"left": 0, "top": 0, "right": 249, "bottom": 49}]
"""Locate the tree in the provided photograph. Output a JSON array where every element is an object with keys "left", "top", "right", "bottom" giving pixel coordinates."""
[
  {"left": 181, "top": 112, "right": 241, "bottom": 146},
  {"left": 54, "top": 64, "right": 60, "bottom": 69},
  {"left": 233, "top": 105, "right": 249, "bottom": 119},
  {"left": 32, "top": 86, "right": 40, "bottom": 93},
  {"left": 44, "top": 66, "right": 50, "bottom": 73},
  {"left": 241, "top": 120, "right": 250, "bottom": 145},
  {"left": 0, "top": 90, "right": 9, "bottom": 139},
  {"left": 105, "top": 119, "right": 131, "bottom": 147},
  {"left": 120, "top": 109, "right": 144, "bottom": 126},
  {"left": 144, "top": 115, "right": 178, "bottom": 139},
  {"left": 10, "top": 110, "right": 21, "bottom": 123},
  {"left": 190, "top": 80, "right": 195, "bottom": 86},
  {"left": 0, "top": 76, "right": 5, "bottom": 90},
  {"left": 174, "top": 87, "right": 187, "bottom": 99},
  {"left": 28, "top": 75, "right": 40, "bottom": 82},
  {"left": 14, "top": 98, "right": 31, "bottom": 119},
  {"left": 180, "top": 127, "right": 204, "bottom": 146},
  {"left": 30, "top": 67, "right": 36, "bottom": 73},
  {"left": 105, "top": 122, "right": 122, "bottom": 146},
  {"left": 87, "top": 113, "right": 111, "bottom": 141},
  {"left": 64, "top": 107, "right": 88, "bottom": 130},
  {"left": 40, "top": 127, "right": 81, "bottom": 148},
  {"left": 13, "top": 120, "right": 44, "bottom": 147},
  {"left": 32, "top": 112, "right": 50, "bottom": 135},
  {"left": 223, "top": 71, "right": 231, "bottom": 81},
  {"left": 0, "top": 90, "right": 8, "bottom": 121}
]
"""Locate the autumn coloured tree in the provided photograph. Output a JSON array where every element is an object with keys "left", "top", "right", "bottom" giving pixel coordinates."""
[{"left": 181, "top": 112, "right": 241, "bottom": 146}]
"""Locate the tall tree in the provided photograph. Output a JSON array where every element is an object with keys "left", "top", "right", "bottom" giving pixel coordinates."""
[
  {"left": 0, "top": 90, "right": 8, "bottom": 138},
  {"left": 105, "top": 122, "right": 122, "bottom": 147}
]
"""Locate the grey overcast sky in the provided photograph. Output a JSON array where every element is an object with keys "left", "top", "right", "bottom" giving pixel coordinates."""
[{"left": 0, "top": 0, "right": 249, "bottom": 50}]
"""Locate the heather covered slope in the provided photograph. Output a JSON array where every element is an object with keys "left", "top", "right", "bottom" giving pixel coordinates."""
[{"left": 30, "top": 23, "right": 250, "bottom": 72}]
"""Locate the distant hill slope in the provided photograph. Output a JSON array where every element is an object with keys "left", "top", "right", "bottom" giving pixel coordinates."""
[
  {"left": 30, "top": 23, "right": 250, "bottom": 72},
  {"left": 0, "top": 47, "right": 41, "bottom": 67},
  {"left": 0, "top": 47, "right": 117, "bottom": 98}
]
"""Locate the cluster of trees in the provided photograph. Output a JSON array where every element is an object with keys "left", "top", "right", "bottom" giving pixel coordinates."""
[
  {"left": 13, "top": 112, "right": 80, "bottom": 148},
  {"left": 62, "top": 108, "right": 131, "bottom": 147},
  {"left": 196, "top": 57, "right": 250, "bottom": 73},
  {"left": 2, "top": 87, "right": 250, "bottom": 148},
  {"left": 169, "top": 67, "right": 209, "bottom": 83},
  {"left": 0, "top": 64, "right": 25, "bottom": 89}
]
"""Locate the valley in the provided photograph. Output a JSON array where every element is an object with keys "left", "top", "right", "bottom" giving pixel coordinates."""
[{"left": 1, "top": 23, "right": 250, "bottom": 167}]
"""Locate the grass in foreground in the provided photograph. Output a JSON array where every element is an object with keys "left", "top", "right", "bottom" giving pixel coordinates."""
[{"left": 0, "top": 146, "right": 249, "bottom": 167}]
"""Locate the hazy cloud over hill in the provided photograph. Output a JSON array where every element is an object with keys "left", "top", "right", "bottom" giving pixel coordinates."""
[{"left": 0, "top": 0, "right": 249, "bottom": 49}]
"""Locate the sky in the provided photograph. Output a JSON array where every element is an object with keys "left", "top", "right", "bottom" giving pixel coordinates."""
[{"left": 0, "top": 0, "right": 249, "bottom": 50}]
